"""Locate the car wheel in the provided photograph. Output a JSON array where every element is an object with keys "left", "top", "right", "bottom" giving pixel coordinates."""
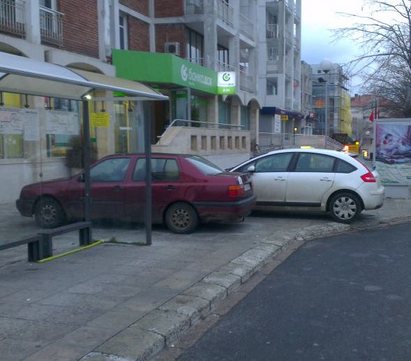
[
  {"left": 165, "top": 202, "right": 199, "bottom": 234},
  {"left": 34, "top": 197, "right": 66, "bottom": 229},
  {"left": 329, "top": 192, "right": 361, "bottom": 223}
]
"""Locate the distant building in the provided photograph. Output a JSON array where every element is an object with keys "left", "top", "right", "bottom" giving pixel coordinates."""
[{"left": 311, "top": 63, "right": 352, "bottom": 137}]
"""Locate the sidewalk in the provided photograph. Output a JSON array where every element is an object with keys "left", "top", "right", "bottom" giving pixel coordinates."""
[{"left": 0, "top": 199, "right": 410, "bottom": 361}]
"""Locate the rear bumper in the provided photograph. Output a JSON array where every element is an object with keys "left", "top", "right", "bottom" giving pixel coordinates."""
[
  {"left": 361, "top": 186, "right": 385, "bottom": 210},
  {"left": 16, "top": 199, "right": 34, "bottom": 217},
  {"left": 193, "top": 195, "right": 257, "bottom": 223}
]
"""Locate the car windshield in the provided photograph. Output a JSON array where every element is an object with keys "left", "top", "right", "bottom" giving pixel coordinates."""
[{"left": 185, "top": 155, "right": 224, "bottom": 175}]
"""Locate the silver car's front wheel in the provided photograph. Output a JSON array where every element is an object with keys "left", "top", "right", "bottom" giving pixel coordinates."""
[{"left": 329, "top": 192, "right": 361, "bottom": 223}]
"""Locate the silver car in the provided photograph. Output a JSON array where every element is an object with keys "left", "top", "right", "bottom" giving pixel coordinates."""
[{"left": 230, "top": 148, "right": 385, "bottom": 223}]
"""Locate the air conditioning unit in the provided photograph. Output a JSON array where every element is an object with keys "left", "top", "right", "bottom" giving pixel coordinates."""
[{"left": 164, "top": 42, "right": 180, "bottom": 56}]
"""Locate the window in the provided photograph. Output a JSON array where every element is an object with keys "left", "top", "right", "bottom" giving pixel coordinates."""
[
  {"left": 241, "top": 106, "right": 250, "bottom": 130},
  {"left": 90, "top": 158, "right": 131, "bottom": 182},
  {"left": 119, "top": 13, "right": 128, "bottom": 50},
  {"left": 186, "top": 28, "right": 203, "bottom": 65},
  {"left": 255, "top": 153, "right": 293, "bottom": 172},
  {"left": 266, "top": 78, "right": 278, "bottom": 95},
  {"left": 133, "top": 158, "right": 180, "bottom": 181},
  {"left": 295, "top": 153, "right": 335, "bottom": 172},
  {"left": 218, "top": 45, "right": 229, "bottom": 68},
  {"left": 219, "top": 99, "right": 231, "bottom": 128},
  {"left": 185, "top": 155, "right": 223, "bottom": 175},
  {"left": 335, "top": 159, "right": 356, "bottom": 173}
]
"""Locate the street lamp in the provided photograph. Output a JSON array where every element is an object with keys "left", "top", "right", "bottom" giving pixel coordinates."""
[{"left": 320, "top": 58, "right": 333, "bottom": 137}]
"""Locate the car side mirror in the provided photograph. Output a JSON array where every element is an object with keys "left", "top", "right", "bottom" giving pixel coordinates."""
[{"left": 247, "top": 165, "right": 256, "bottom": 173}]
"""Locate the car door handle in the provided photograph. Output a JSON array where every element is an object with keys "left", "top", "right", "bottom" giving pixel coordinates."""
[
  {"left": 274, "top": 177, "right": 286, "bottom": 181},
  {"left": 113, "top": 185, "right": 123, "bottom": 191},
  {"left": 166, "top": 185, "right": 177, "bottom": 190},
  {"left": 320, "top": 178, "right": 332, "bottom": 182}
]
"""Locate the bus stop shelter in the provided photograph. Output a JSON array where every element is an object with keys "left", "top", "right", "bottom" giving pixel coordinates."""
[{"left": 0, "top": 51, "right": 168, "bottom": 249}]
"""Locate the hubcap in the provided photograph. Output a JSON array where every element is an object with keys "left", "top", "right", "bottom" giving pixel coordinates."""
[
  {"left": 172, "top": 208, "right": 190, "bottom": 229},
  {"left": 333, "top": 197, "right": 357, "bottom": 220},
  {"left": 41, "top": 204, "right": 57, "bottom": 224}
]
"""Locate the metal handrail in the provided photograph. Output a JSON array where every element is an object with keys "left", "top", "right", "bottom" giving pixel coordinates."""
[
  {"left": 158, "top": 118, "right": 245, "bottom": 140},
  {"left": 0, "top": 0, "right": 26, "bottom": 37}
]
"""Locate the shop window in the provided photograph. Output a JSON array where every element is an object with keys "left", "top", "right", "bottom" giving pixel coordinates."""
[
  {"left": 0, "top": 92, "right": 24, "bottom": 159},
  {"left": 219, "top": 99, "right": 231, "bottom": 128},
  {"left": 241, "top": 106, "right": 250, "bottom": 130},
  {"left": 46, "top": 98, "right": 80, "bottom": 158},
  {"left": 190, "top": 94, "right": 207, "bottom": 125}
]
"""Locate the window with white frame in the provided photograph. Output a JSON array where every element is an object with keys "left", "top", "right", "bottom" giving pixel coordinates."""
[{"left": 119, "top": 13, "right": 128, "bottom": 50}]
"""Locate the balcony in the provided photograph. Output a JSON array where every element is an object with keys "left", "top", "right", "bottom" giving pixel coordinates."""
[
  {"left": 40, "top": 5, "right": 63, "bottom": 47},
  {"left": 185, "top": 0, "right": 203, "bottom": 15},
  {"left": 240, "top": 13, "right": 254, "bottom": 41},
  {"left": 239, "top": 69, "right": 255, "bottom": 93},
  {"left": 217, "top": 0, "right": 234, "bottom": 28},
  {"left": 0, "top": 0, "right": 25, "bottom": 37}
]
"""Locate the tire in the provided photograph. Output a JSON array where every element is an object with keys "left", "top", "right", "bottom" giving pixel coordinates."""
[
  {"left": 165, "top": 202, "right": 199, "bottom": 234},
  {"left": 329, "top": 192, "right": 361, "bottom": 224},
  {"left": 34, "top": 197, "right": 66, "bottom": 229}
]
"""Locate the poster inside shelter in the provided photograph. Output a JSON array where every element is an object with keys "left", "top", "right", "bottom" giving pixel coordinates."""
[{"left": 376, "top": 123, "right": 411, "bottom": 185}]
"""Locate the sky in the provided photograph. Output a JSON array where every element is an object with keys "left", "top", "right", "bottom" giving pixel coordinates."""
[{"left": 301, "top": 0, "right": 365, "bottom": 91}]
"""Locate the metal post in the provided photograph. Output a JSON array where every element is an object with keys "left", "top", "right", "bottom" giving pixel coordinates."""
[
  {"left": 144, "top": 102, "right": 152, "bottom": 246},
  {"left": 324, "top": 72, "right": 329, "bottom": 139},
  {"left": 82, "top": 100, "right": 92, "bottom": 243}
]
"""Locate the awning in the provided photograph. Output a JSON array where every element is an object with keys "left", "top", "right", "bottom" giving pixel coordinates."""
[{"left": 0, "top": 52, "right": 168, "bottom": 101}]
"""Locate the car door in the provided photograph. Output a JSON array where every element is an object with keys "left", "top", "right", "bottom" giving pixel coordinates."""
[
  {"left": 124, "top": 157, "right": 182, "bottom": 223},
  {"left": 89, "top": 157, "right": 131, "bottom": 219},
  {"left": 243, "top": 152, "right": 293, "bottom": 205},
  {"left": 285, "top": 153, "right": 336, "bottom": 206}
]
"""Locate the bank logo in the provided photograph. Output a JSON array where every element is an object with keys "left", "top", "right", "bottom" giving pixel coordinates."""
[
  {"left": 222, "top": 73, "right": 231, "bottom": 82},
  {"left": 181, "top": 65, "right": 188, "bottom": 81}
]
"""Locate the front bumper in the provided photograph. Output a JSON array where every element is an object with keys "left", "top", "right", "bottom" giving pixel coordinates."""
[{"left": 16, "top": 199, "right": 34, "bottom": 217}]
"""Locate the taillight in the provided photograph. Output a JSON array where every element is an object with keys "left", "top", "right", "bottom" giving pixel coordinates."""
[
  {"left": 361, "top": 171, "right": 376, "bottom": 183},
  {"left": 228, "top": 184, "right": 245, "bottom": 198}
]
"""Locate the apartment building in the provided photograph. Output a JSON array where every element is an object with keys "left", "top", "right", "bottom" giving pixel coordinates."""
[{"left": 258, "top": 0, "right": 302, "bottom": 141}]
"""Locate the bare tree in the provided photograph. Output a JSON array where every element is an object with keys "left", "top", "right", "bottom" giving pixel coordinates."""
[{"left": 335, "top": 0, "right": 411, "bottom": 116}]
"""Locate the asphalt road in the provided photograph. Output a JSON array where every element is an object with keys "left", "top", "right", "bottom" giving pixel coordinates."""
[{"left": 174, "top": 222, "right": 411, "bottom": 361}]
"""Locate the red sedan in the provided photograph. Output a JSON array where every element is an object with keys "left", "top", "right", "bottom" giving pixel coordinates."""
[{"left": 16, "top": 154, "right": 256, "bottom": 234}]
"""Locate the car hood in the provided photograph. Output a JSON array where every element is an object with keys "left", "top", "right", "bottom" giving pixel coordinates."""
[{"left": 23, "top": 177, "right": 71, "bottom": 189}]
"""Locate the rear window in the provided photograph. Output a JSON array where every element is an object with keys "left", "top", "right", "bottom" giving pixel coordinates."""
[
  {"left": 185, "top": 155, "right": 224, "bottom": 175},
  {"left": 133, "top": 158, "right": 180, "bottom": 181},
  {"left": 335, "top": 159, "right": 357, "bottom": 173}
]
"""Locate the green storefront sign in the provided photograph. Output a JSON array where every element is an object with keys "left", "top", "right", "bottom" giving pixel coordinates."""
[{"left": 112, "top": 50, "right": 223, "bottom": 95}]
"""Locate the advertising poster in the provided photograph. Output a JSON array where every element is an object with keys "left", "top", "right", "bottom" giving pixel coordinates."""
[{"left": 376, "top": 122, "right": 411, "bottom": 185}]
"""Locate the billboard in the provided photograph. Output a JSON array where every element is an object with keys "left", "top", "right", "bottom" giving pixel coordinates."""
[{"left": 375, "top": 120, "right": 411, "bottom": 185}]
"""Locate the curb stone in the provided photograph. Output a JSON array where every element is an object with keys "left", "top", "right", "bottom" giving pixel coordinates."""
[{"left": 81, "top": 216, "right": 411, "bottom": 361}]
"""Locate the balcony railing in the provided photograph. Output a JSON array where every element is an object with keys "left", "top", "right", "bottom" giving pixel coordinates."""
[
  {"left": 217, "top": 0, "right": 234, "bottom": 28},
  {"left": 185, "top": 0, "right": 203, "bottom": 15},
  {"left": 0, "top": 0, "right": 25, "bottom": 37},
  {"left": 40, "top": 6, "right": 64, "bottom": 46},
  {"left": 217, "top": 61, "right": 235, "bottom": 72},
  {"left": 240, "top": 13, "right": 254, "bottom": 40},
  {"left": 266, "top": 24, "right": 278, "bottom": 39}
]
